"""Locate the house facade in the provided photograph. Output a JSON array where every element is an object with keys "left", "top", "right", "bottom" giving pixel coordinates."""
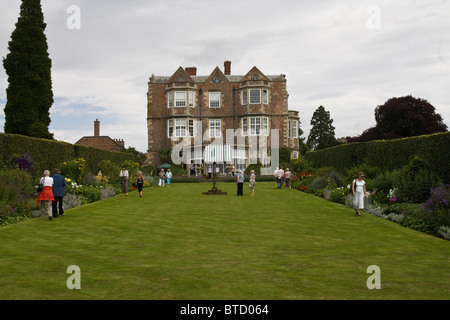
[{"left": 147, "top": 61, "right": 300, "bottom": 174}]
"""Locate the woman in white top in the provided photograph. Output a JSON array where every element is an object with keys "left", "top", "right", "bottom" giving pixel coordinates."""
[
  {"left": 37, "top": 170, "right": 54, "bottom": 220},
  {"left": 352, "top": 172, "right": 367, "bottom": 216},
  {"left": 119, "top": 166, "right": 129, "bottom": 195}
]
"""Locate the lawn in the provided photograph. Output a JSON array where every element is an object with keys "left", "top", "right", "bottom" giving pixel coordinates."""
[{"left": 1, "top": 181, "right": 449, "bottom": 300}]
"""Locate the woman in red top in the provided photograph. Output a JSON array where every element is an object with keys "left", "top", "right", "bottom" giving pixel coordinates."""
[{"left": 37, "top": 170, "right": 55, "bottom": 220}]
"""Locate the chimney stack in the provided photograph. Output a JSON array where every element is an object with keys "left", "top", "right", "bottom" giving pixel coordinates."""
[
  {"left": 224, "top": 60, "right": 231, "bottom": 75},
  {"left": 185, "top": 67, "right": 197, "bottom": 76},
  {"left": 94, "top": 119, "right": 100, "bottom": 137}
]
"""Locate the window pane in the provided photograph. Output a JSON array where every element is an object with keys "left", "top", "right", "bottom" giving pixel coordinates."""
[
  {"left": 249, "top": 116, "right": 261, "bottom": 136},
  {"left": 241, "top": 90, "right": 247, "bottom": 105},
  {"left": 189, "top": 91, "right": 195, "bottom": 107},
  {"left": 242, "top": 118, "right": 248, "bottom": 136},
  {"left": 263, "top": 90, "right": 268, "bottom": 104},
  {"left": 263, "top": 117, "right": 269, "bottom": 136},
  {"left": 249, "top": 89, "right": 261, "bottom": 104},
  {"left": 292, "top": 120, "right": 298, "bottom": 138},
  {"left": 189, "top": 119, "right": 194, "bottom": 137},
  {"left": 168, "top": 119, "right": 173, "bottom": 137},
  {"left": 168, "top": 92, "right": 173, "bottom": 108},
  {"left": 175, "top": 91, "right": 187, "bottom": 107},
  {"left": 175, "top": 118, "right": 186, "bottom": 137},
  {"left": 209, "top": 92, "right": 220, "bottom": 108},
  {"left": 209, "top": 119, "right": 221, "bottom": 137}
]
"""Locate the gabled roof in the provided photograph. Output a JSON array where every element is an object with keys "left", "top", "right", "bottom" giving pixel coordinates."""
[
  {"left": 241, "top": 66, "right": 270, "bottom": 82},
  {"left": 167, "top": 66, "right": 195, "bottom": 84},
  {"left": 75, "top": 136, "right": 123, "bottom": 151},
  {"left": 204, "top": 66, "right": 230, "bottom": 84}
]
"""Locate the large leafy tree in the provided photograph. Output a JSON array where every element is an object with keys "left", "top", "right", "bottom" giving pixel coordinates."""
[
  {"left": 350, "top": 95, "right": 448, "bottom": 142},
  {"left": 307, "top": 105, "right": 338, "bottom": 151},
  {"left": 3, "top": 0, "right": 54, "bottom": 139}
]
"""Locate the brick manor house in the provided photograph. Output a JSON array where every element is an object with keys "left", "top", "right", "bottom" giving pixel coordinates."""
[{"left": 147, "top": 61, "right": 300, "bottom": 174}]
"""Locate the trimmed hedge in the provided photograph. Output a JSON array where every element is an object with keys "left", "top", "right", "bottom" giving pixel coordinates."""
[
  {"left": 305, "top": 132, "right": 450, "bottom": 183},
  {"left": 0, "top": 133, "right": 135, "bottom": 179}
]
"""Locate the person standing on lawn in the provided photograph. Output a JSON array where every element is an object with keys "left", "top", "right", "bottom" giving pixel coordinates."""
[
  {"left": 277, "top": 166, "right": 285, "bottom": 189},
  {"left": 119, "top": 166, "right": 129, "bottom": 195},
  {"left": 249, "top": 170, "right": 256, "bottom": 196},
  {"left": 352, "top": 172, "right": 367, "bottom": 216},
  {"left": 237, "top": 170, "right": 244, "bottom": 196},
  {"left": 37, "top": 170, "right": 54, "bottom": 221},
  {"left": 284, "top": 168, "right": 292, "bottom": 189},
  {"left": 273, "top": 167, "right": 279, "bottom": 188},
  {"left": 166, "top": 169, "right": 172, "bottom": 187},
  {"left": 51, "top": 168, "right": 66, "bottom": 217},
  {"left": 158, "top": 169, "right": 165, "bottom": 187}
]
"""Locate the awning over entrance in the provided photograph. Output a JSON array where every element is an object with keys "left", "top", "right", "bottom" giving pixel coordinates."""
[{"left": 204, "top": 144, "right": 232, "bottom": 163}]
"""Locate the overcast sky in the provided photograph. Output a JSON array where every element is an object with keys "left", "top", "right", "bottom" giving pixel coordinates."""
[{"left": 1, "top": 0, "right": 449, "bottom": 152}]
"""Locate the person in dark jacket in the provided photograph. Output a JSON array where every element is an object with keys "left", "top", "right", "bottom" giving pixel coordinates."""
[{"left": 52, "top": 168, "right": 66, "bottom": 217}]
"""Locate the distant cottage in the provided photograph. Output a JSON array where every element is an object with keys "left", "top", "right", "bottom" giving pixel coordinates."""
[
  {"left": 147, "top": 61, "right": 300, "bottom": 173},
  {"left": 75, "top": 119, "right": 125, "bottom": 152}
]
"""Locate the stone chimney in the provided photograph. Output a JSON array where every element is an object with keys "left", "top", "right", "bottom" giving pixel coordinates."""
[
  {"left": 94, "top": 119, "right": 100, "bottom": 137},
  {"left": 185, "top": 67, "right": 197, "bottom": 76},
  {"left": 224, "top": 61, "right": 231, "bottom": 75}
]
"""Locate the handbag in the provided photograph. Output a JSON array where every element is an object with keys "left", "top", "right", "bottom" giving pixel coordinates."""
[{"left": 37, "top": 178, "right": 44, "bottom": 193}]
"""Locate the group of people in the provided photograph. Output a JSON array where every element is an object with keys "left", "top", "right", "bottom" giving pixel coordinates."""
[
  {"left": 236, "top": 169, "right": 256, "bottom": 196},
  {"left": 36, "top": 169, "right": 66, "bottom": 220},
  {"left": 119, "top": 166, "right": 146, "bottom": 197},
  {"left": 158, "top": 168, "right": 172, "bottom": 187},
  {"left": 273, "top": 167, "right": 293, "bottom": 189},
  {"left": 37, "top": 164, "right": 368, "bottom": 221}
]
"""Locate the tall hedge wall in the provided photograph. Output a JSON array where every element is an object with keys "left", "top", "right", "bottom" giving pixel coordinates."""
[
  {"left": 0, "top": 133, "right": 135, "bottom": 178},
  {"left": 305, "top": 132, "right": 450, "bottom": 182}
]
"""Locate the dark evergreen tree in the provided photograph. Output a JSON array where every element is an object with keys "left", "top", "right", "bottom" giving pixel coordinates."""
[
  {"left": 307, "top": 105, "right": 338, "bottom": 151},
  {"left": 3, "top": 0, "right": 54, "bottom": 139}
]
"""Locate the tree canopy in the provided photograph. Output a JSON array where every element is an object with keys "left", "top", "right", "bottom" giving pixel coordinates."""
[
  {"left": 350, "top": 95, "right": 447, "bottom": 142},
  {"left": 3, "top": 0, "right": 53, "bottom": 139}
]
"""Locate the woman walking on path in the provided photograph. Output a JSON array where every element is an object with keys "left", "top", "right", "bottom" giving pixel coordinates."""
[
  {"left": 166, "top": 169, "right": 172, "bottom": 187},
  {"left": 352, "top": 172, "right": 367, "bottom": 216},
  {"left": 136, "top": 171, "right": 145, "bottom": 197},
  {"left": 249, "top": 170, "right": 256, "bottom": 196},
  {"left": 284, "top": 168, "right": 292, "bottom": 189},
  {"left": 37, "top": 170, "right": 54, "bottom": 221},
  {"left": 52, "top": 168, "right": 66, "bottom": 217}
]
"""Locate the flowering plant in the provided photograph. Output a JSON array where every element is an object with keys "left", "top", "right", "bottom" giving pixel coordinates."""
[
  {"left": 12, "top": 153, "right": 34, "bottom": 171},
  {"left": 60, "top": 158, "right": 86, "bottom": 183}
]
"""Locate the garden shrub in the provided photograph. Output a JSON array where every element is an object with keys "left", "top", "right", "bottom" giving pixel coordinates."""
[
  {"left": 244, "top": 161, "right": 262, "bottom": 175},
  {"left": 437, "top": 226, "right": 450, "bottom": 240},
  {"left": 170, "top": 164, "right": 187, "bottom": 177},
  {"left": 309, "top": 176, "right": 327, "bottom": 193},
  {"left": 98, "top": 160, "right": 121, "bottom": 183},
  {"left": 0, "top": 169, "right": 37, "bottom": 225},
  {"left": 419, "top": 183, "right": 450, "bottom": 234},
  {"left": 72, "top": 185, "right": 102, "bottom": 203},
  {"left": 60, "top": 158, "right": 86, "bottom": 183},
  {"left": 330, "top": 187, "right": 347, "bottom": 205}
]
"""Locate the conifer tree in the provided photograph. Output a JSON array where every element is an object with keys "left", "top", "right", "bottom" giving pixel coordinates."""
[
  {"left": 307, "top": 105, "right": 338, "bottom": 151},
  {"left": 3, "top": 0, "right": 54, "bottom": 139}
]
